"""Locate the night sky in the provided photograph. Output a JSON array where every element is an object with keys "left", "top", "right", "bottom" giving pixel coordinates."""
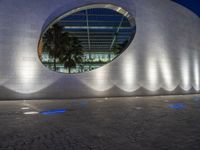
[{"left": 173, "top": 0, "right": 200, "bottom": 17}]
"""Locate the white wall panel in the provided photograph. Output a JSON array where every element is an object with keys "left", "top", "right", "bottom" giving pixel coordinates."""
[{"left": 0, "top": 0, "right": 199, "bottom": 99}]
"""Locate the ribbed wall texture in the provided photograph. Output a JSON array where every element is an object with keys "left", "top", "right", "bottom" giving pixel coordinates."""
[{"left": 0, "top": 0, "right": 200, "bottom": 99}]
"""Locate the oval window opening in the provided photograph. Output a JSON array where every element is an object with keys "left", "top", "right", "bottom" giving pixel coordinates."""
[{"left": 38, "top": 4, "right": 136, "bottom": 74}]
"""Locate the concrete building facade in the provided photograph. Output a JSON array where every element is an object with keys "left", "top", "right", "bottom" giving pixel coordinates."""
[{"left": 0, "top": 0, "right": 200, "bottom": 99}]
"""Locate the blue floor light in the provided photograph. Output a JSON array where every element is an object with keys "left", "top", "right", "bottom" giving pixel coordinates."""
[
  {"left": 169, "top": 103, "right": 186, "bottom": 110},
  {"left": 40, "top": 109, "right": 67, "bottom": 115},
  {"left": 193, "top": 96, "right": 200, "bottom": 102},
  {"left": 80, "top": 100, "right": 88, "bottom": 108}
]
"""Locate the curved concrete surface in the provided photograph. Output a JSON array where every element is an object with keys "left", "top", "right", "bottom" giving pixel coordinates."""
[{"left": 0, "top": 0, "right": 200, "bottom": 99}]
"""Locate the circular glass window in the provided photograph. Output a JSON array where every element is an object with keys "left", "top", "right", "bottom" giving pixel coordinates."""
[{"left": 38, "top": 4, "right": 136, "bottom": 74}]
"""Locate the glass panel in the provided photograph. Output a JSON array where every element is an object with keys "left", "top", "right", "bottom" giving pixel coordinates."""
[{"left": 38, "top": 4, "right": 136, "bottom": 74}]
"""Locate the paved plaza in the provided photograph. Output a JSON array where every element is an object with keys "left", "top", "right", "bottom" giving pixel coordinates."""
[{"left": 0, "top": 95, "right": 200, "bottom": 150}]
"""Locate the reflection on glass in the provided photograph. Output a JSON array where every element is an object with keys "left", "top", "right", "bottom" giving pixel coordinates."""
[{"left": 38, "top": 5, "right": 136, "bottom": 74}]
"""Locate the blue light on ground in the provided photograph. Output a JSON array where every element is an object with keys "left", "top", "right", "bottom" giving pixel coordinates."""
[
  {"left": 71, "top": 100, "right": 88, "bottom": 108},
  {"left": 40, "top": 109, "right": 67, "bottom": 115},
  {"left": 169, "top": 103, "right": 186, "bottom": 109},
  {"left": 80, "top": 100, "right": 88, "bottom": 107},
  {"left": 193, "top": 96, "right": 200, "bottom": 102}
]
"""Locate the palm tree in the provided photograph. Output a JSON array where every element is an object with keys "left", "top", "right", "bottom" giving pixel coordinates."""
[
  {"left": 60, "top": 37, "right": 84, "bottom": 73},
  {"left": 112, "top": 43, "right": 122, "bottom": 55},
  {"left": 111, "top": 33, "right": 121, "bottom": 55},
  {"left": 42, "top": 24, "right": 65, "bottom": 71},
  {"left": 112, "top": 39, "right": 129, "bottom": 55}
]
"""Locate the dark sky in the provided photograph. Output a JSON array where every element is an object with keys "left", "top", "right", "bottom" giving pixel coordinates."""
[{"left": 173, "top": 0, "right": 200, "bottom": 17}]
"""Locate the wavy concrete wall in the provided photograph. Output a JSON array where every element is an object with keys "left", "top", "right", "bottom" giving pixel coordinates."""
[{"left": 0, "top": 0, "right": 199, "bottom": 99}]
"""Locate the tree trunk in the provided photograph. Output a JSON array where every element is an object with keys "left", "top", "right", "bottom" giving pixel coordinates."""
[
  {"left": 68, "top": 67, "right": 71, "bottom": 73},
  {"left": 53, "top": 58, "right": 56, "bottom": 71}
]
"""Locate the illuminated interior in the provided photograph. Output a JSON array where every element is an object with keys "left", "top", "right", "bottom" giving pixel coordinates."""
[{"left": 39, "top": 5, "right": 136, "bottom": 74}]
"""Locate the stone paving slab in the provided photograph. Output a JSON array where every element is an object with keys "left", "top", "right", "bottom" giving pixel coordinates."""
[{"left": 0, "top": 95, "right": 200, "bottom": 150}]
